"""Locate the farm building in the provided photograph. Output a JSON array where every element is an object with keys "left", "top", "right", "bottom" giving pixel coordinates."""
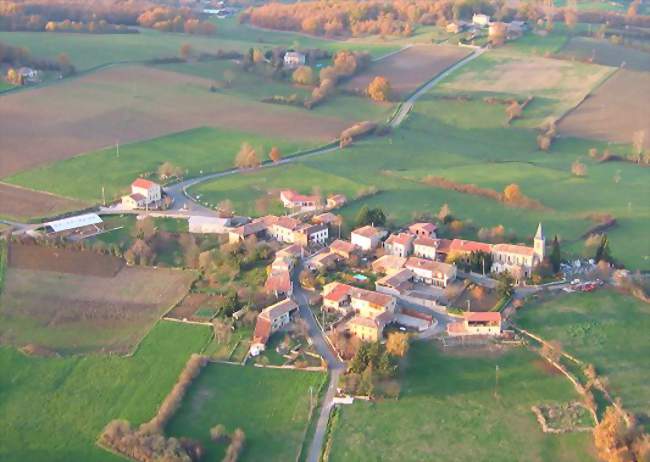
[
  {"left": 351, "top": 225, "right": 387, "bottom": 251},
  {"left": 39, "top": 213, "right": 104, "bottom": 239},
  {"left": 121, "top": 178, "right": 162, "bottom": 210},
  {"left": 228, "top": 220, "right": 268, "bottom": 243},
  {"left": 280, "top": 189, "right": 320, "bottom": 211},
  {"left": 188, "top": 216, "right": 231, "bottom": 234},
  {"left": 283, "top": 51, "right": 306, "bottom": 68},
  {"left": 447, "top": 312, "right": 501, "bottom": 337},
  {"left": 250, "top": 298, "right": 299, "bottom": 356}
]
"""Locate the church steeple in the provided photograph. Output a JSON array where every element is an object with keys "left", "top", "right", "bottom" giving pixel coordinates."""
[{"left": 534, "top": 223, "right": 545, "bottom": 260}]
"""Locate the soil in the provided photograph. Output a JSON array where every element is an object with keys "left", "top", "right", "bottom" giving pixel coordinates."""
[
  {"left": 0, "top": 182, "right": 88, "bottom": 221},
  {"left": 8, "top": 242, "right": 124, "bottom": 277},
  {"left": 166, "top": 292, "right": 224, "bottom": 321},
  {"left": 342, "top": 45, "right": 471, "bottom": 98}
]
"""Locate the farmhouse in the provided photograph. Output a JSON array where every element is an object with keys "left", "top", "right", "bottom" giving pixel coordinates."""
[
  {"left": 280, "top": 189, "right": 320, "bottom": 211},
  {"left": 348, "top": 312, "right": 393, "bottom": 342},
  {"left": 351, "top": 225, "right": 387, "bottom": 251},
  {"left": 371, "top": 255, "right": 406, "bottom": 275},
  {"left": 188, "top": 216, "right": 231, "bottom": 234},
  {"left": 121, "top": 178, "right": 162, "bottom": 210},
  {"left": 405, "top": 257, "right": 456, "bottom": 288},
  {"left": 250, "top": 298, "right": 299, "bottom": 355},
  {"left": 384, "top": 233, "right": 415, "bottom": 257},
  {"left": 265, "top": 269, "right": 293, "bottom": 298},
  {"left": 408, "top": 222, "right": 437, "bottom": 239},
  {"left": 326, "top": 194, "right": 347, "bottom": 209},
  {"left": 283, "top": 51, "right": 306, "bottom": 68},
  {"left": 447, "top": 311, "right": 501, "bottom": 337},
  {"left": 413, "top": 237, "right": 438, "bottom": 260},
  {"left": 330, "top": 239, "right": 356, "bottom": 260}
]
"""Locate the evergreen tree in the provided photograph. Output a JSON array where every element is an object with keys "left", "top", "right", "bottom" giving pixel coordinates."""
[
  {"left": 359, "top": 363, "right": 375, "bottom": 397},
  {"left": 550, "top": 235, "right": 562, "bottom": 273}
]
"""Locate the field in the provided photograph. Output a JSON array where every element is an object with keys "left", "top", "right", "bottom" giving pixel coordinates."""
[
  {"left": 342, "top": 45, "right": 471, "bottom": 98},
  {"left": 166, "top": 363, "right": 326, "bottom": 461},
  {"left": 0, "top": 321, "right": 211, "bottom": 462},
  {"left": 558, "top": 69, "right": 650, "bottom": 147},
  {"left": 0, "top": 182, "right": 89, "bottom": 221},
  {"left": 515, "top": 290, "right": 650, "bottom": 423},
  {"left": 560, "top": 36, "right": 650, "bottom": 71},
  {"left": 0, "top": 244, "right": 196, "bottom": 354},
  {"left": 327, "top": 343, "right": 595, "bottom": 461}
]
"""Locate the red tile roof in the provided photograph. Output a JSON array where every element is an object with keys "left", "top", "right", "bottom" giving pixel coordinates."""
[
  {"left": 253, "top": 316, "right": 272, "bottom": 344},
  {"left": 464, "top": 311, "right": 501, "bottom": 323},
  {"left": 450, "top": 239, "right": 492, "bottom": 254},
  {"left": 350, "top": 288, "right": 394, "bottom": 307},
  {"left": 264, "top": 271, "right": 292, "bottom": 294},
  {"left": 275, "top": 216, "right": 301, "bottom": 230},
  {"left": 281, "top": 189, "right": 320, "bottom": 204},
  {"left": 323, "top": 282, "right": 353, "bottom": 302},
  {"left": 385, "top": 233, "right": 415, "bottom": 247},
  {"left": 132, "top": 178, "right": 159, "bottom": 190},
  {"left": 352, "top": 225, "right": 384, "bottom": 239},
  {"left": 409, "top": 222, "right": 437, "bottom": 234},
  {"left": 492, "top": 243, "right": 536, "bottom": 257},
  {"left": 414, "top": 237, "right": 438, "bottom": 248},
  {"left": 436, "top": 239, "right": 453, "bottom": 254},
  {"left": 330, "top": 239, "right": 355, "bottom": 254}
]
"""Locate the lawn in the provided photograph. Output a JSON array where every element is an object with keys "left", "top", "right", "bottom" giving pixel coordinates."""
[
  {"left": 0, "top": 321, "right": 211, "bottom": 462},
  {"left": 327, "top": 343, "right": 595, "bottom": 462},
  {"left": 515, "top": 290, "right": 650, "bottom": 423},
  {"left": 166, "top": 362, "right": 327, "bottom": 461},
  {"left": 6, "top": 127, "right": 318, "bottom": 203}
]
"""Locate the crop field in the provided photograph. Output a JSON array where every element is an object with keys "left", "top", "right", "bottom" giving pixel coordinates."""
[
  {"left": 342, "top": 45, "right": 471, "bottom": 98},
  {"left": 436, "top": 50, "right": 613, "bottom": 127},
  {"left": 560, "top": 37, "right": 650, "bottom": 71},
  {"left": 516, "top": 290, "right": 650, "bottom": 423},
  {"left": 0, "top": 246, "right": 196, "bottom": 354},
  {"left": 0, "top": 321, "right": 211, "bottom": 462},
  {"left": 558, "top": 69, "right": 650, "bottom": 147},
  {"left": 166, "top": 363, "right": 326, "bottom": 461},
  {"left": 327, "top": 343, "right": 595, "bottom": 461},
  {"left": 0, "top": 182, "right": 89, "bottom": 221}
]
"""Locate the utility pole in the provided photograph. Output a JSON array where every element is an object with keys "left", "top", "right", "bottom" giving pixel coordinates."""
[
  {"left": 116, "top": 141, "right": 120, "bottom": 158},
  {"left": 494, "top": 364, "right": 499, "bottom": 399},
  {"left": 102, "top": 186, "right": 106, "bottom": 207},
  {"left": 467, "top": 299, "right": 471, "bottom": 312}
]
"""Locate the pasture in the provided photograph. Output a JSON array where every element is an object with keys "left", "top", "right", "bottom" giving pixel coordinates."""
[
  {"left": 560, "top": 36, "right": 650, "bottom": 72},
  {"left": 515, "top": 290, "right": 650, "bottom": 423},
  {"left": 342, "top": 45, "right": 471, "bottom": 98},
  {"left": 0, "top": 182, "right": 89, "bottom": 221},
  {"left": 558, "top": 69, "right": 650, "bottom": 147},
  {"left": 0, "top": 321, "right": 211, "bottom": 462},
  {"left": 166, "top": 363, "right": 326, "bottom": 461},
  {"left": 0, "top": 244, "right": 196, "bottom": 354},
  {"left": 327, "top": 343, "right": 595, "bottom": 461}
]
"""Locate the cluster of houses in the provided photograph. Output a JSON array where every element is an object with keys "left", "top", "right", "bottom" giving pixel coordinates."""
[{"left": 446, "top": 14, "right": 528, "bottom": 41}]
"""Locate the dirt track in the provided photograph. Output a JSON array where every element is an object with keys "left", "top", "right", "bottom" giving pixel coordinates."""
[
  {"left": 558, "top": 69, "right": 650, "bottom": 147},
  {"left": 0, "top": 65, "right": 350, "bottom": 179},
  {"left": 0, "top": 182, "right": 89, "bottom": 221}
]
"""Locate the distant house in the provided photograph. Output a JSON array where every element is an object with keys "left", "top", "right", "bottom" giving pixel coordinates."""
[
  {"left": 326, "top": 194, "right": 347, "bottom": 209},
  {"left": 329, "top": 239, "right": 356, "bottom": 260},
  {"left": 408, "top": 222, "right": 437, "bottom": 239},
  {"left": 384, "top": 233, "right": 415, "bottom": 258},
  {"left": 447, "top": 311, "right": 501, "bottom": 336},
  {"left": 280, "top": 189, "right": 320, "bottom": 211},
  {"left": 413, "top": 237, "right": 438, "bottom": 260},
  {"left": 491, "top": 224, "right": 545, "bottom": 278},
  {"left": 284, "top": 51, "right": 306, "bottom": 68},
  {"left": 250, "top": 298, "right": 299, "bottom": 356},
  {"left": 18, "top": 66, "right": 40, "bottom": 84},
  {"left": 294, "top": 223, "right": 329, "bottom": 247},
  {"left": 351, "top": 225, "right": 387, "bottom": 251},
  {"left": 188, "top": 216, "right": 231, "bottom": 234},
  {"left": 405, "top": 257, "right": 457, "bottom": 288},
  {"left": 41, "top": 213, "right": 103, "bottom": 238},
  {"left": 121, "top": 178, "right": 162, "bottom": 210},
  {"left": 472, "top": 13, "right": 491, "bottom": 27}
]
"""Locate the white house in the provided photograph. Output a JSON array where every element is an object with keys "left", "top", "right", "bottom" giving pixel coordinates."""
[
  {"left": 121, "top": 178, "right": 162, "bottom": 210},
  {"left": 472, "top": 13, "right": 491, "bottom": 26},
  {"left": 384, "top": 233, "right": 415, "bottom": 258},
  {"left": 280, "top": 189, "right": 320, "bottom": 211},
  {"left": 351, "top": 225, "right": 387, "bottom": 251},
  {"left": 405, "top": 257, "right": 457, "bottom": 288},
  {"left": 284, "top": 51, "right": 306, "bottom": 68},
  {"left": 413, "top": 237, "right": 438, "bottom": 260}
]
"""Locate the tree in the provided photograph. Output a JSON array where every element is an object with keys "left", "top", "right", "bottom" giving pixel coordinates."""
[
  {"left": 537, "top": 134, "right": 552, "bottom": 151},
  {"left": 252, "top": 48, "right": 265, "bottom": 64},
  {"left": 180, "top": 43, "right": 192, "bottom": 61},
  {"left": 355, "top": 205, "right": 386, "bottom": 227},
  {"left": 358, "top": 363, "right": 375, "bottom": 397},
  {"left": 223, "top": 428, "right": 245, "bottom": 462},
  {"left": 57, "top": 53, "right": 74, "bottom": 76},
  {"left": 593, "top": 406, "right": 629, "bottom": 461},
  {"left": 268, "top": 146, "right": 282, "bottom": 163},
  {"left": 6, "top": 68, "right": 21, "bottom": 85},
  {"left": 438, "top": 203, "right": 452, "bottom": 223},
  {"left": 571, "top": 159, "right": 588, "bottom": 177},
  {"left": 496, "top": 271, "right": 515, "bottom": 298},
  {"left": 367, "top": 76, "right": 392, "bottom": 102},
  {"left": 550, "top": 235, "right": 562, "bottom": 273},
  {"left": 503, "top": 183, "right": 522, "bottom": 203},
  {"left": 386, "top": 332, "right": 409, "bottom": 357},
  {"left": 292, "top": 65, "right": 315, "bottom": 85},
  {"left": 158, "top": 161, "right": 183, "bottom": 180},
  {"left": 134, "top": 216, "right": 156, "bottom": 240},
  {"left": 594, "top": 234, "right": 613, "bottom": 264},
  {"left": 234, "top": 142, "right": 260, "bottom": 169},
  {"left": 506, "top": 100, "right": 522, "bottom": 121},
  {"left": 489, "top": 22, "right": 507, "bottom": 46},
  {"left": 210, "top": 424, "right": 227, "bottom": 442}
]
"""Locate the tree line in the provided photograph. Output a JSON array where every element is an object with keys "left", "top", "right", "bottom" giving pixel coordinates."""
[{"left": 0, "top": 41, "right": 75, "bottom": 77}]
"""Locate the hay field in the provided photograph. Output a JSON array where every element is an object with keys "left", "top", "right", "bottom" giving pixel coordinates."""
[
  {"left": 558, "top": 69, "right": 650, "bottom": 147},
  {"left": 342, "top": 45, "right": 471, "bottom": 98},
  {"left": 0, "top": 65, "right": 351, "bottom": 179},
  {"left": 0, "top": 247, "right": 196, "bottom": 354}
]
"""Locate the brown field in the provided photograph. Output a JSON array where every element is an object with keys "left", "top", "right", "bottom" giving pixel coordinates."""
[
  {"left": 342, "top": 45, "right": 471, "bottom": 98},
  {"left": 0, "top": 65, "right": 351, "bottom": 178},
  {"left": 8, "top": 242, "right": 124, "bottom": 277},
  {"left": 0, "top": 182, "right": 88, "bottom": 221},
  {"left": 166, "top": 292, "right": 225, "bottom": 321},
  {"left": 0, "top": 260, "right": 196, "bottom": 354},
  {"left": 560, "top": 37, "right": 650, "bottom": 72},
  {"left": 558, "top": 69, "right": 650, "bottom": 147}
]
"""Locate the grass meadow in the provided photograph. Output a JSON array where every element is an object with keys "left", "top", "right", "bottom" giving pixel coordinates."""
[
  {"left": 515, "top": 290, "right": 650, "bottom": 424},
  {"left": 166, "top": 363, "right": 327, "bottom": 461},
  {"left": 327, "top": 342, "right": 595, "bottom": 462},
  {"left": 0, "top": 321, "right": 211, "bottom": 462}
]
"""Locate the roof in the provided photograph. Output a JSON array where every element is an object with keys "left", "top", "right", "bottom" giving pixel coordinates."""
[
  {"left": 352, "top": 225, "right": 384, "bottom": 239},
  {"left": 313, "top": 212, "right": 338, "bottom": 225},
  {"left": 284, "top": 51, "right": 305, "bottom": 58},
  {"left": 274, "top": 216, "right": 301, "bottom": 231},
  {"left": 450, "top": 239, "right": 492, "bottom": 254},
  {"left": 280, "top": 189, "right": 319, "bottom": 204},
  {"left": 406, "top": 257, "right": 456, "bottom": 277},
  {"left": 375, "top": 310, "right": 394, "bottom": 326},
  {"left": 327, "top": 194, "right": 347, "bottom": 205},
  {"left": 348, "top": 316, "right": 378, "bottom": 329},
  {"left": 188, "top": 216, "right": 230, "bottom": 226},
  {"left": 376, "top": 268, "right": 413, "bottom": 288},
  {"left": 464, "top": 311, "right": 501, "bottom": 323},
  {"left": 277, "top": 244, "right": 302, "bottom": 258},
  {"left": 409, "top": 222, "right": 437, "bottom": 233},
  {"left": 43, "top": 213, "right": 103, "bottom": 233},
  {"left": 400, "top": 307, "right": 433, "bottom": 322},
  {"left": 233, "top": 220, "right": 267, "bottom": 236},
  {"left": 492, "top": 243, "right": 536, "bottom": 257},
  {"left": 330, "top": 239, "right": 355, "bottom": 254},
  {"left": 129, "top": 193, "right": 146, "bottom": 201},
  {"left": 436, "top": 239, "right": 453, "bottom": 254},
  {"left": 323, "top": 282, "right": 353, "bottom": 302},
  {"left": 311, "top": 251, "right": 339, "bottom": 266},
  {"left": 253, "top": 316, "right": 272, "bottom": 344},
  {"left": 350, "top": 288, "right": 394, "bottom": 308},
  {"left": 414, "top": 237, "right": 438, "bottom": 248},
  {"left": 265, "top": 271, "right": 292, "bottom": 294},
  {"left": 372, "top": 255, "right": 406, "bottom": 273},
  {"left": 132, "top": 178, "right": 159, "bottom": 190},
  {"left": 261, "top": 298, "right": 298, "bottom": 319},
  {"left": 385, "top": 233, "right": 415, "bottom": 247},
  {"left": 535, "top": 222, "right": 545, "bottom": 240},
  {"left": 297, "top": 223, "right": 328, "bottom": 235}
]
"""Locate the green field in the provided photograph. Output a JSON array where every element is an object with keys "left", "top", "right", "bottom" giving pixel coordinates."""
[
  {"left": 6, "top": 127, "right": 317, "bottom": 203},
  {"left": 328, "top": 343, "right": 595, "bottom": 461},
  {"left": 0, "top": 321, "right": 211, "bottom": 462},
  {"left": 515, "top": 290, "right": 650, "bottom": 422},
  {"left": 166, "top": 363, "right": 326, "bottom": 461}
]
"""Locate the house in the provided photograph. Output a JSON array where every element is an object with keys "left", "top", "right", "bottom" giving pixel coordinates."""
[
  {"left": 268, "top": 216, "right": 302, "bottom": 243},
  {"left": 271, "top": 255, "right": 294, "bottom": 273},
  {"left": 491, "top": 224, "right": 545, "bottom": 278},
  {"left": 121, "top": 178, "right": 162, "bottom": 210},
  {"left": 347, "top": 312, "right": 393, "bottom": 342},
  {"left": 322, "top": 282, "right": 354, "bottom": 313},
  {"left": 405, "top": 257, "right": 457, "bottom": 288},
  {"left": 308, "top": 251, "right": 339, "bottom": 271},
  {"left": 264, "top": 269, "right": 293, "bottom": 298},
  {"left": 188, "top": 216, "right": 231, "bottom": 234},
  {"left": 228, "top": 220, "right": 268, "bottom": 243},
  {"left": 384, "top": 233, "right": 415, "bottom": 258},
  {"left": 446, "top": 22, "right": 462, "bottom": 34},
  {"left": 330, "top": 239, "right": 356, "bottom": 260},
  {"left": 18, "top": 66, "right": 40, "bottom": 83},
  {"left": 506, "top": 20, "right": 528, "bottom": 38},
  {"left": 413, "top": 237, "right": 438, "bottom": 260},
  {"left": 434, "top": 238, "right": 453, "bottom": 261},
  {"left": 313, "top": 212, "right": 339, "bottom": 226},
  {"left": 294, "top": 223, "right": 329, "bottom": 247},
  {"left": 349, "top": 288, "right": 396, "bottom": 319},
  {"left": 375, "top": 268, "right": 414, "bottom": 296},
  {"left": 283, "top": 51, "right": 306, "bottom": 68},
  {"left": 447, "top": 311, "right": 501, "bottom": 336},
  {"left": 351, "top": 225, "right": 387, "bottom": 251},
  {"left": 276, "top": 243, "right": 303, "bottom": 260},
  {"left": 280, "top": 190, "right": 320, "bottom": 211},
  {"left": 408, "top": 222, "right": 437, "bottom": 239},
  {"left": 371, "top": 255, "right": 406, "bottom": 275},
  {"left": 472, "top": 13, "right": 491, "bottom": 27},
  {"left": 326, "top": 194, "right": 347, "bottom": 209},
  {"left": 449, "top": 239, "right": 493, "bottom": 256},
  {"left": 250, "top": 298, "right": 299, "bottom": 355}
]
